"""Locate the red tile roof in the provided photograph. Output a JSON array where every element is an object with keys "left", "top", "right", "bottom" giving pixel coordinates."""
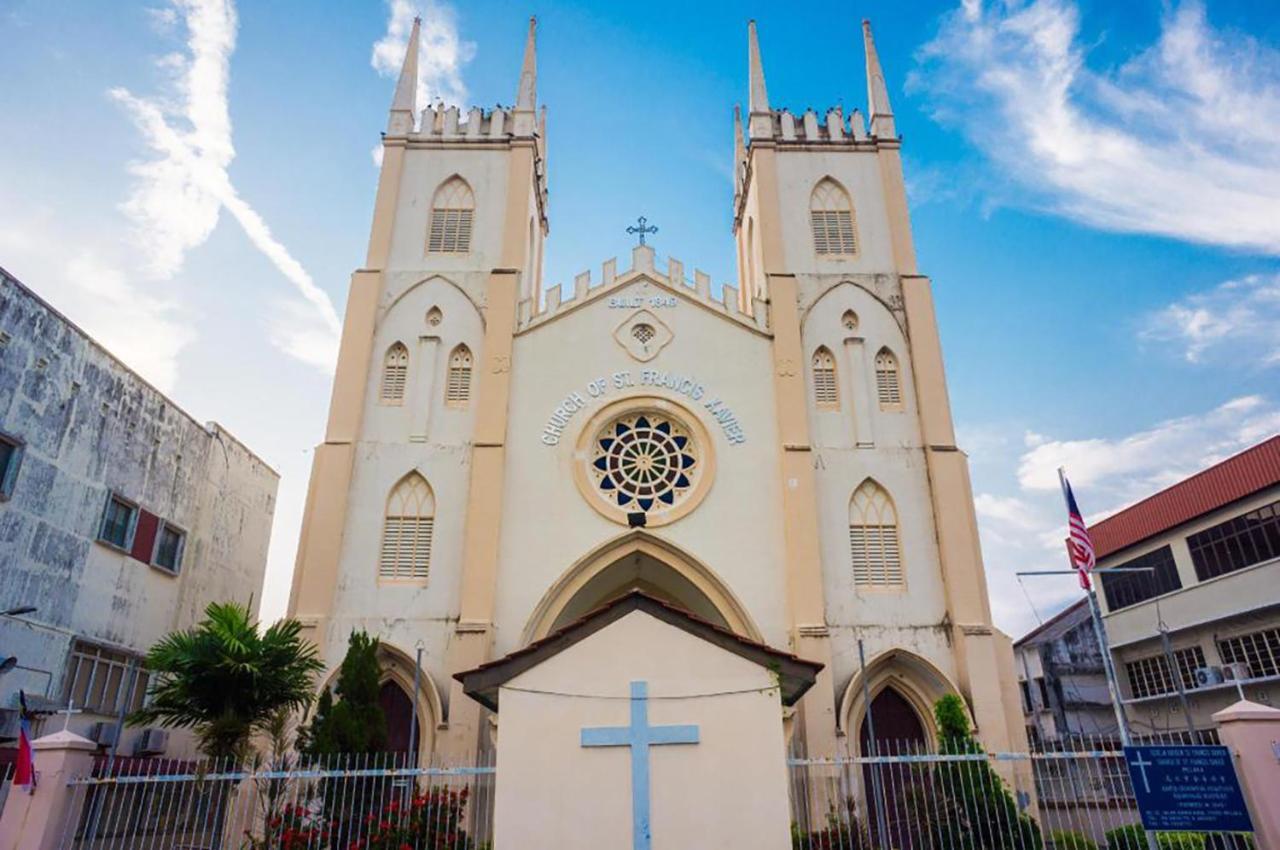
[{"left": 1090, "top": 435, "right": 1280, "bottom": 560}]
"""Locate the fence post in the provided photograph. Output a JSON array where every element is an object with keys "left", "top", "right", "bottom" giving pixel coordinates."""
[
  {"left": 1212, "top": 699, "right": 1280, "bottom": 849},
  {"left": 0, "top": 729, "right": 97, "bottom": 850}
]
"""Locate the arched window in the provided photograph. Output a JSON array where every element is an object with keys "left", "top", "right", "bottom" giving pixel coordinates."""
[
  {"left": 842, "top": 310, "right": 859, "bottom": 331},
  {"left": 445, "top": 344, "right": 472, "bottom": 406},
  {"left": 849, "top": 479, "right": 902, "bottom": 587},
  {"left": 746, "top": 217, "right": 758, "bottom": 295},
  {"left": 427, "top": 176, "right": 475, "bottom": 254},
  {"left": 810, "top": 178, "right": 858, "bottom": 255},
  {"left": 812, "top": 347, "right": 839, "bottom": 409},
  {"left": 875, "top": 347, "right": 902, "bottom": 408},
  {"left": 379, "top": 473, "right": 434, "bottom": 581},
  {"left": 380, "top": 342, "right": 409, "bottom": 404}
]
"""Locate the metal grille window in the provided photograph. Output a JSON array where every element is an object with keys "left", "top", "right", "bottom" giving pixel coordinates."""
[
  {"left": 380, "top": 343, "right": 409, "bottom": 404},
  {"left": 849, "top": 479, "right": 903, "bottom": 587},
  {"left": 426, "top": 177, "right": 475, "bottom": 254},
  {"left": 0, "top": 431, "right": 23, "bottom": 499},
  {"left": 64, "top": 640, "right": 149, "bottom": 715},
  {"left": 153, "top": 522, "right": 185, "bottom": 574},
  {"left": 98, "top": 493, "right": 137, "bottom": 550},
  {"left": 446, "top": 345, "right": 472, "bottom": 406},
  {"left": 809, "top": 178, "right": 858, "bottom": 255},
  {"left": 1187, "top": 498, "right": 1280, "bottom": 581},
  {"left": 874, "top": 348, "right": 902, "bottom": 408},
  {"left": 1124, "top": 646, "right": 1206, "bottom": 699},
  {"left": 1218, "top": 627, "right": 1280, "bottom": 678},
  {"left": 812, "top": 348, "right": 838, "bottom": 409},
  {"left": 379, "top": 473, "right": 434, "bottom": 581},
  {"left": 1099, "top": 545, "right": 1182, "bottom": 611}
]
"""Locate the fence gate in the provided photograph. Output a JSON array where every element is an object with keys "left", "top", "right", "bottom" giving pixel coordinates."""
[
  {"left": 57, "top": 754, "right": 496, "bottom": 850},
  {"left": 788, "top": 737, "right": 1255, "bottom": 850}
]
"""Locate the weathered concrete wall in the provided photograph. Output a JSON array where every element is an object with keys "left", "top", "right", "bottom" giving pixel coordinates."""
[{"left": 0, "top": 268, "right": 278, "bottom": 755}]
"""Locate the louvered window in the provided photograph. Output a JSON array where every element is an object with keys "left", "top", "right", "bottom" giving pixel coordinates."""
[
  {"left": 381, "top": 343, "right": 409, "bottom": 404},
  {"left": 812, "top": 348, "right": 839, "bottom": 409},
  {"left": 849, "top": 479, "right": 903, "bottom": 587},
  {"left": 446, "top": 345, "right": 472, "bottom": 406},
  {"left": 427, "top": 177, "right": 475, "bottom": 254},
  {"left": 379, "top": 473, "right": 434, "bottom": 581},
  {"left": 875, "top": 348, "right": 902, "bottom": 408},
  {"left": 810, "top": 178, "right": 858, "bottom": 255}
]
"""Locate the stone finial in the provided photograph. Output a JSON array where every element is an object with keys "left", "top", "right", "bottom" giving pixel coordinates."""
[
  {"left": 388, "top": 16, "right": 421, "bottom": 134},
  {"left": 862, "top": 19, "right": 896, "bottom": 138},
  {"left": 516, "top": 17, "right": 538, "bottom": 111},
  {"left": 747, "top": 20, "right": 772, "bottom": 138}
]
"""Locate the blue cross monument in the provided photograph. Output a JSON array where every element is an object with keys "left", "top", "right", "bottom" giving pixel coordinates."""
[{"left": 581, "top": 680, "right": 699, "bottom": 850}]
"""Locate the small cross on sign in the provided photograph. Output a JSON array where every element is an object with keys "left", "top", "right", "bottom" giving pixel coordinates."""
[
  {"left": 57, "top": 700, "right": 83, "bottom": 732},
  {"left": 627, "top": 216, "right": 658, "bottom": 247}
]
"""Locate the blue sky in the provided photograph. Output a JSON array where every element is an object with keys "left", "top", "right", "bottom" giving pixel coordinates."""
[{"left": 1, "top": 0, "right": 1277, "bottom": 636}]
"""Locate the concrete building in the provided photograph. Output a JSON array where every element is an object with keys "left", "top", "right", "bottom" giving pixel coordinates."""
[
  {"left": 1092, "top": 436, "right": 1280, "bottom": 740},
  {"left": 1013, "top": 599, "right": 1116, "bottom": 746},
  {"left": 0, "top": 267, "right": 279, "bottom": 758},
  {"left": 287, "top": 18, "right": 1027, "bottom": 762}
]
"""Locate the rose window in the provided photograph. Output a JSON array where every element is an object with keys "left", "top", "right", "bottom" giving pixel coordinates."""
[{"left": 590, "top": 412, "right": 698, "bottom": 513}]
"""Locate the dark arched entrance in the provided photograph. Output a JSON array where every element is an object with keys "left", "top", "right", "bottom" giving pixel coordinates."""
[
  {"left": 859, "top": 687, "right": 928, "bottom": 847},
  {"left": 379, "top": 680, "right": 414, "bottom": 753}
]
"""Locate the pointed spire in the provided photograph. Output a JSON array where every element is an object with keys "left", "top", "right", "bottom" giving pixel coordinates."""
[
  {"left": 516, "top": 17, "right": 538, "bottom": 111},
  {"left": 388, "top": 16, "right": 421, "bottom": 134},
  {"left": 862, "top": 19, "right": 896, "bottom": 138},
  {"left": 747, "top": 20, "right": 773, "bottom": 139}
]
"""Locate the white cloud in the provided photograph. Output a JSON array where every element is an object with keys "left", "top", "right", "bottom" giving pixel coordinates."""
[
  {"left": 372, "top": 0, "right": 476, "bottom": 113},
  {"left": 915, "top": 1, "right": 1280, "bottom": 254},
  {"left": 111, "top": 0, "right": 340, "bottom": 371},
  {"left": 1142, "top": 273, "right": 1280, "bottom": 366},
  {"left": 1016, "top": 395, "right": 1280, "bottom": 501}
]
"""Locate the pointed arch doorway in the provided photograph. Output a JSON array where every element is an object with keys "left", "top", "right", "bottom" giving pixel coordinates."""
[
  {"left": 859, "top": 687, "right": 928, "bottom": 849},
  {"left": 521, "top": 531, "right": 762, "bottom": 644}
]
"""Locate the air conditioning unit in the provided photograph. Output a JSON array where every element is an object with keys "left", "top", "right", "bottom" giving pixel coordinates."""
[
  {"left": 132, "top": 728, "right": 168, "bottom": 756},
  {"left": 1194, "top": 666, "right": 1225, "bottom": 688},
  {"left": 1223, "top": 662, "right": 1252, "bottom": 681},
  {"left": 88, "top": 722, "right": 120, "bottom": 747},
  {"left": 0, "top": 708, "right": 20, "bottom": 742}
]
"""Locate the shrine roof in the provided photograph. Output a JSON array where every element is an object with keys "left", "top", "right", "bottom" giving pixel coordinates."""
[{"left": 454, "top": 591, "right": 823, "bottom": 712}]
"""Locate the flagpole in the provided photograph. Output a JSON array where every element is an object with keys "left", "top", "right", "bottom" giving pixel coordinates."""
[{"left": 1057, "top": 467, "right": 1134, "bottom": 748}]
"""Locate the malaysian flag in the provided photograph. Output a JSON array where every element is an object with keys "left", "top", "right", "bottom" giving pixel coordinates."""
[
  {"left": 1058, "top": 470, "right": 1095, "bottom": 590},
  {"left": 14, "top": 690, "right": 36, "bottom": 793}
]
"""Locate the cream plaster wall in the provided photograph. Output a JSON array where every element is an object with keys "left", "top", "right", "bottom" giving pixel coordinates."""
[
  {"left": 773, "top": 151, "right": 897, "bottom": 275},
  {"left": 494, "top": 274, "right": 790, "bottom": 655},
  {"left": 798, "top": 279, "right": 958, "bottom": 707},
  {"left": 386, "top": 150, "right": 512, "bottom": 275},
  {"left": 492, "top": 610, "right": 793, "bottom": 850}
]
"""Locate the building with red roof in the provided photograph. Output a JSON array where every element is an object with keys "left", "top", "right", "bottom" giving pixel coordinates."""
[{"left": 1090, "top": 435, "right": 1280, "bottom": 738}]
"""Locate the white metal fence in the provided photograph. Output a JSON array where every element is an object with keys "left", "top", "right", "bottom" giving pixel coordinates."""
[
  {"left": 56, "top": 752, "right": 496, "bottom": 850},
  {"left": 788, "top": 736, "right": 1254, "bottom": 850}
]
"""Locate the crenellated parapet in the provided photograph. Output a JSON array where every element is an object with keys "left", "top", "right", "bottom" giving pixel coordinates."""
[{"left": 516, "top": 245, "right": 769, "bottom": 334}]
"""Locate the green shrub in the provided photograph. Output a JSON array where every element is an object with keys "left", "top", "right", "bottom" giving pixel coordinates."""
[
  {"left": 1105, "top": 825, "right": 1206, "bottom": 850},
  {"left": 1051, "top": 829, "right": 1099, "bottom": 850}
]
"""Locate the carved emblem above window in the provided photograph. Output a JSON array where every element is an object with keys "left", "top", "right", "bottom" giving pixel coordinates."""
[{"left": 613, "top": 309, "right": 672, "bottom": 362}]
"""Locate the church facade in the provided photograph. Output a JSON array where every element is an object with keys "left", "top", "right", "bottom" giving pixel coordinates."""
[{"left": 287, "top": 17, "right": 1026, "bottom": 761}]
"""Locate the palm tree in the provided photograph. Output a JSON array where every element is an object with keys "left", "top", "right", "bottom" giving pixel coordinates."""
[{"left": 131, "top": 601, "right": 324, "bottom": 761}]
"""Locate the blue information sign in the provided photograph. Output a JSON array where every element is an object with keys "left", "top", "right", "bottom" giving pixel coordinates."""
[{"left": 1123, "top": 745, "right": 1253, "bottom": 833}]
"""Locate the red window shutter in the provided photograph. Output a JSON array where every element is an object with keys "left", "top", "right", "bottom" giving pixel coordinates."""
[{"left": 131, "top": 510, "right": 159, "bottom": 562}]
